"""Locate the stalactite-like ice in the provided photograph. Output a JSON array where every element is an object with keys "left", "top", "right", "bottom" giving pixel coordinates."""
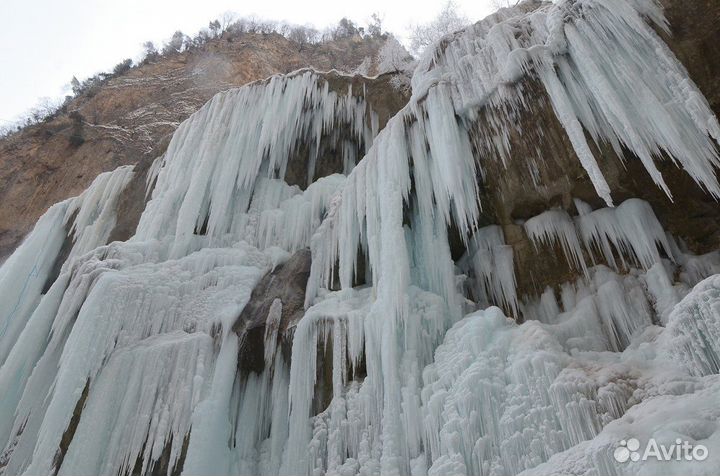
[
  {"left": 575, "top": 199, "right": 675, "bottom": 270},
  {"left": 135, "top": 70, "right": 377, "bottom": 258},
  {"left": 411, "top": 0, "right": 720, "bottom": 205},
  {"left": 524, "top": 198, "right": 676, "bottom": 276},
  {"left": 458, "top": 225, "right": 518, "bottom": 314},
  {"left": 524, "top": 209, "right": 588, "bottom": 274},
  {"left": 0, "top": 71, "right": 380, "bottom": 476},
  {"left": 0, "top": 165, "right": 133, "bottom": 366}
]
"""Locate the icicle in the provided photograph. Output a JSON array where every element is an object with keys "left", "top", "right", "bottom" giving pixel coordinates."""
[
  {"left": 525, "top": 199, "right": 675, "bottom": 275},
  {"left": 412, "top": 0, "right": 720, "bottom": 205},
  {"left": 524, "top": 209, "right": 588, "bottom": 274},
  {"left": 134, "top": 71, "right": 377, "bottom": 259},
  {"left": 575, "top": 198, "right": 675, "bottom": 270},
  {"left": 0, "top": 165, "right": 132, "bottom": 367},
  {"left": 3, "top": 1, "right": 720, "bottom": 474},
  {"left": 459, "top": 225, "right": 518, "bottom": 315}
]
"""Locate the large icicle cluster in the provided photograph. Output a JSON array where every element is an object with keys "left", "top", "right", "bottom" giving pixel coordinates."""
[
  {"left": 411, "top": 0, "right": 720, "bottom": 206},
  {"left": 1, "top": 0, "right": 720, "bottom": 475},
  {"left": 0, "top": 70, "right": 381, "bottom": 476},
  {"left": 135, "top": 70, "right": 377, "bottom": 258},
  {"left": 294, "top": 0, "right": 720, "bottom": 473},
  {"left": 0, "top": 166, "right": 133, "bottom": 366},
  {"left": 524, "top": 198, "right": 676, "bottom": 277}
]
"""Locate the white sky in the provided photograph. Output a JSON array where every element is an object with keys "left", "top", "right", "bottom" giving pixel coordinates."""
[{"left": 0, "top": 0, "right": 497, "bottom": 124}]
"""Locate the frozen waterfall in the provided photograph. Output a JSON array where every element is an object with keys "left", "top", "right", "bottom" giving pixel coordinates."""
[{"left": 2, "top": 1, "right": 720, "bottom": 476}]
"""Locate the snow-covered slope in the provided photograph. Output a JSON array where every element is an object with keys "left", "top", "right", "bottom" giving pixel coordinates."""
[{"left": 1, "top": 1, "right": 720, "bottom": 475}]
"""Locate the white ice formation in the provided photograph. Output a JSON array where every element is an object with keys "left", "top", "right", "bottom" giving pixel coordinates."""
[{"left": 2, "top": 1, "right": 720, "bottom": 476}]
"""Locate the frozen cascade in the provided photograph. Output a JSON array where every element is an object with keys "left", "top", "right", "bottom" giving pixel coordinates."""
[
  {"left": 0, "top": 70, "right": 380, "bottom": 476},
  {"left": 1, "top": 1, "right": 720, "bottom": 475},
  {"left": 295, "top": 0, "right": 720, "bottom": 472},
  {"left": 135, "top": 69, "right": 377, "bottom": 258},
  {"left": 0, "top": 165, "right": 133, "bottom": 366}
]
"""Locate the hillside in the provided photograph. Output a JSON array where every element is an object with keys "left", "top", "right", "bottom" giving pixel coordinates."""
[{"left": 0, "top": 32, "right": 387, "bottom": 260}]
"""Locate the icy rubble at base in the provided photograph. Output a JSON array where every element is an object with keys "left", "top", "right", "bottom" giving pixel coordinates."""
[
  {"left": 427, "top": 304, "right": 720, "bottom": 476},
  {"left": 1, "top": 0, "right": 720, "bottom": 475},
  {"left": 661, "top": 274, "right": 720, "bottom": 377},
  {"left": 515, "top": 275, "right": 720, "bottom": 476}
]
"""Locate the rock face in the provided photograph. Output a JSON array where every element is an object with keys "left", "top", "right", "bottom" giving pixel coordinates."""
[
  {"left": 234, "top": 249, "right": 311, "bottom": 371},
  {"left": 458, "top": 0, "right": 720, "bottom": 304},
  {"left": 0, "top": 33, "right": 387, "bottom": 260}
]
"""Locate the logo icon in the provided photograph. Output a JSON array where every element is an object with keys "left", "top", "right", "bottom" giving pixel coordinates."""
[{"left": 614, "top": 438, "right": 641, "bottom": 463}]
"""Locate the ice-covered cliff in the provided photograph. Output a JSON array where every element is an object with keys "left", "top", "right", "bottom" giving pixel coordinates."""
[{"left": 2, "top": 1, "right": 720, "bottom": 476}]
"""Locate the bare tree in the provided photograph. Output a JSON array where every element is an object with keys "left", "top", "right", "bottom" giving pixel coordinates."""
[
  {"left": 367, "top": 13, "right": 384, "bottom": 37},
  {"left": 192, "top": 28, "right": 211, "bottom": 47},
  {"left": 70, "top": 76, "right": 82, "bottom": 95},
  {"left": 112, "top": 58, "right": 133, "bottom": 76},
  {"left": 491, "top": 0, "right": 521, "bottom": 9},
  {"left": 142, "top": 41, "right": 159, "bottom": 62},
  {"left": 332, "top": 18, "right": 359, "bottom": 39},
  {"left": 408, "top": 0, "right": 470, "bottom": 56},
  {"left": 288, "top": 25, "right": 318, "bottom": 51},
  {"left": 220, "top": 12, "right": 236, "bottom": 33},
  {"left": 163, "top": 31, "right": 187, "bottom": 55},
  {"left": 277, "top": 22, "right": 292, "bottom": 37},
  {"left": 209, "top": 20, "right": 221, "bottom": 38},
  {"left": 377, "top": 36, "right": 415, "bottom": 74}
]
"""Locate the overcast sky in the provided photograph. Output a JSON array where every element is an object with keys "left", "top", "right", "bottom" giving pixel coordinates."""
[{"left": 0, "top": 0, "right": 498, "bottom": 125}]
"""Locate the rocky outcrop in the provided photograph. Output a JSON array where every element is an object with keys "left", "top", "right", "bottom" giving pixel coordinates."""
[{"left": 234, "top": 249, "right": 311, "bottom": 373}]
